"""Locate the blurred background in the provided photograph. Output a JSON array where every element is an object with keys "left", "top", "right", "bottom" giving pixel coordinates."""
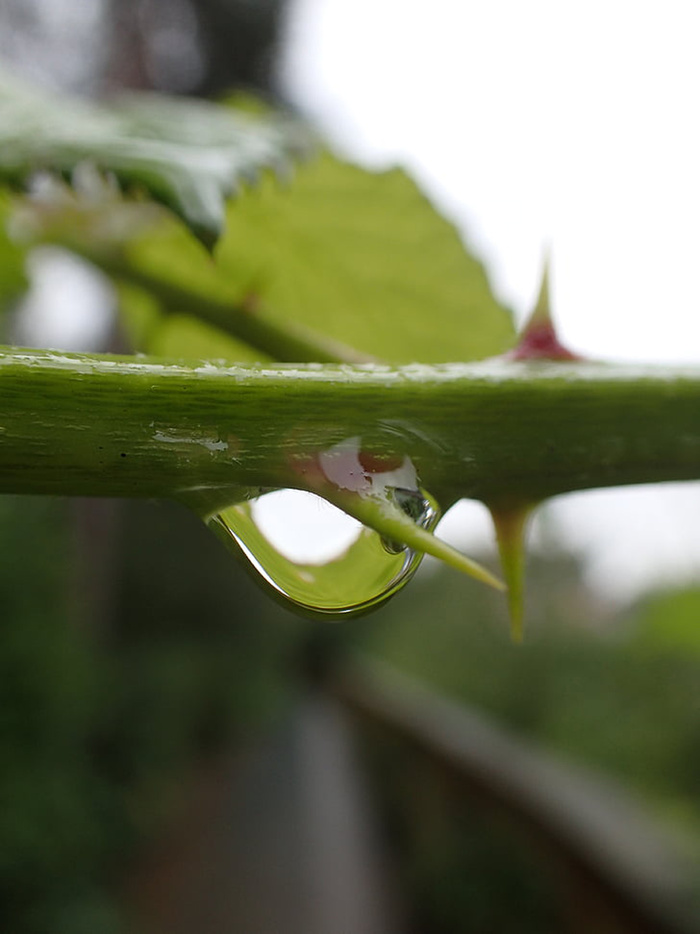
[{"left": 1, "top": 1, "right": 700, "bottom": 931}]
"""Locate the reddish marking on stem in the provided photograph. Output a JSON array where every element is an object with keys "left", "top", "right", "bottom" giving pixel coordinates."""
[
  {"left": 241, "top": 292, "right": 261, "bottom": 314},
  {"left": 508, "top": 322, "right": 580, "bottom": 362},
  {"left": 289, "top": 452, "right": 324, "bottom": 486},
  {"left": 357, "top": 451, "right": 404, "bottom": 474}
]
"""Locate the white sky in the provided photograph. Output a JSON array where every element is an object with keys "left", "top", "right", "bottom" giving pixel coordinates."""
[{"left": 279, "top": 0, "right": 700, "bottom": 602}]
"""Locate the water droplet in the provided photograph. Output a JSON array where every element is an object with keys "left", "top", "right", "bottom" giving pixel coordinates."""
[
  {"left": 204, "top": 447, "right": 440, "bottom": 619},
  {"left": 380, "top": 487, "right": 439, "bottom": 554}
]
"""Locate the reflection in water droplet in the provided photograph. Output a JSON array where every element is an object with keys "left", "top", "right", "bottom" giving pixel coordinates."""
[
  {"left": 380, "top": 487, "right": 439, "bottom": 554},
  {"left": 205, "top": 484, "right": 440, "bottom": 619},
  {"left": 250, "top": 489, "right": 362, "bottom": 564}
]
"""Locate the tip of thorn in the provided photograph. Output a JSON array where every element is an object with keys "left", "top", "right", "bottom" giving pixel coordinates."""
[
  {"left": 531, "top": 254, "right": 551, "bottom": 325},
  {"left": 507, "top": 590, "right": 525, "bottom": 643},
  {"left": 509, "top": 256, "right": 579, "bottom": 362},
  {"left": 510, "top": 624, "right": 524, "bottom": 645}
]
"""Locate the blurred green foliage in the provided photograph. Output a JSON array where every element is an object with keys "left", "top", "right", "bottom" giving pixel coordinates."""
[
  {"left": 0, "top": 496, "right": 306, "bottom": 933},
  {"left": 365, "top": 554, "right": 700, "bottom": 831},
  {"left": 0, "top": 497, "right": 120, "bottom": 932}
]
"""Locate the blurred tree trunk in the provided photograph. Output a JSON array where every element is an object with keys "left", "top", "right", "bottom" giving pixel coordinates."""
[
  {"left": 192, "top": 0, "right": 287, "bottom": 96},
  {"left": 103, "top": 0, "right": 288, "bottom": 97}
]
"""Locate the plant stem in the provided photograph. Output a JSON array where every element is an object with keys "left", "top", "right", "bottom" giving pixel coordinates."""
[
  {"left": 78, "top": 249, "right": 375, "bottom": 365},
  {"left": 2, "top": 347, "right": 700, "bottom": 512}
]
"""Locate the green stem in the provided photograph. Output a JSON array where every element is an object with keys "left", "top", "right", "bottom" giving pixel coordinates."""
[
  {"left": 77, "top": 249, "right": 374, "bottom": 365},
  {"left": 2, "top": 348, "right": 700, "bottom": 512}
]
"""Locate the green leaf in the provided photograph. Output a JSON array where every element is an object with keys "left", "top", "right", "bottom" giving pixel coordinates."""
[
  {"left": 1, "top": 73, "right": 514, "bottom": 362},
  {"left": 124, "top": 152, "right": 515, "bottom": 362},
  {"left": 222, "top": 154, "right": 515, "bottom": 361},
  {"left": 0, "top": 71, "right": 309, "bottom": 248}
]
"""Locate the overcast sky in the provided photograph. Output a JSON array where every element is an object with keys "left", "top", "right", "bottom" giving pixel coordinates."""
[{"left": 280, "top": 0, "right": 700, "bottom": 601}]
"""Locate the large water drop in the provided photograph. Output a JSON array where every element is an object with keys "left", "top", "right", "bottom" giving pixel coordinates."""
[{"left": 206, "top": 484, "right": 440, "bottom": 619}]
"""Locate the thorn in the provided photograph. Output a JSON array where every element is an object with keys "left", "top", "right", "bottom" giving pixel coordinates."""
[
  {"left": 322, "top": 487, "right": 506, "bottom": 592},
  {"left": 488, "top": 502, "right": 535, "bottom": 642},
  {"left": 509, "top": 256, "right": 579, "bottom": 361},
  {"left": 528, "top": 251, "right": 553, "bottom": 327}
]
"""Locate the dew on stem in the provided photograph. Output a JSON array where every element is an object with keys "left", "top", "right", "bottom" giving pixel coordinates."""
[
  {"left": 199, "top": 435, "right": 502, "bottom": 617},
  {"left": 206, "top": 486, "right": 440, "bottom": 619}
]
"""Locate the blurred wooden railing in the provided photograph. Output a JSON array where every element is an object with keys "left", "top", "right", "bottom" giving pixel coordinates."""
[
  {"left": 332, "top": 657, "right": 699, "bottom": 934},
  {"left": 127, "top": 656, "right": 700, "bottom": 934}
]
